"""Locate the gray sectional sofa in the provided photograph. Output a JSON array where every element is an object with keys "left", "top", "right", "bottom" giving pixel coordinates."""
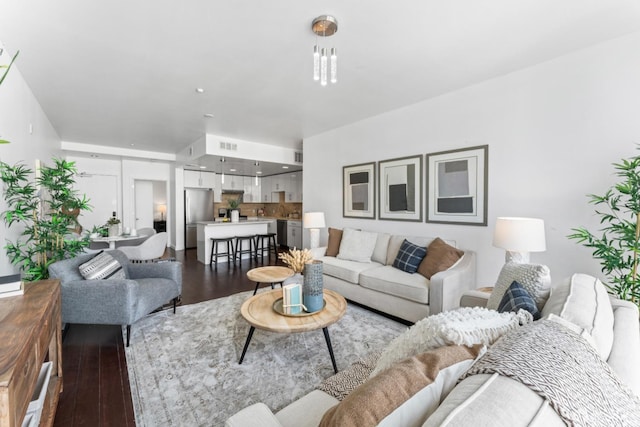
[{"left": 312, "top": 230, "right": 476, "bottom": 323}]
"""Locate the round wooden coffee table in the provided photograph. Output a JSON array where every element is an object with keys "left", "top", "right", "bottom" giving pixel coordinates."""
[
  {"left": 246, "top": 266, "right": 295, "bottom": 295},
  {"left": 238, "top": 289, "right": 347, "bottom": 373}
]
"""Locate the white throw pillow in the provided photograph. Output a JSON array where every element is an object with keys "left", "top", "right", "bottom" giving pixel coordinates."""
[
  {"left": 337, "top": 228, "right": 378, "bottom": 263},
  {"left": 370, "top": 307, "right": 531, "bottom": 377},
  {"left": 541, "top": 273, "right": 614, "bottom": 360},
  {"left": 487, "top": 262, "right": 551, "bottom": 311}
]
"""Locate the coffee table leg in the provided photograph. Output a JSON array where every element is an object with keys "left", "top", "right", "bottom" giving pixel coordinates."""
[
  {"left": 239, "top": 326, "right": 256, "bottom": 364},
  {"left": 253, "top": 282, "right": 261, "bottom": 295},
  {"left": 322, "top": 327, "right": 338, "bottom": 374}
]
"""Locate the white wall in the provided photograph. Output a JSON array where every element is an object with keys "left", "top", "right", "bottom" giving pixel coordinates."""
[
  {"left": 303, "top": 31, "right": 640, "bottom": 287},
  {"left": 0, "top": 43, "right": 61, "bottom": 275}
]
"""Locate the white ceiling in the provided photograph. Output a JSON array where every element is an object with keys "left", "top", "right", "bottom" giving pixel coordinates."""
[{"left": 2, "top": 0, "right": 640, "bottom": 156}]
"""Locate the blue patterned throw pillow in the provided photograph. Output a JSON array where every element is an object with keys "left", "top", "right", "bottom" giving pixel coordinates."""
[
  {"left": 497, "top": 280, "right": 541, "bottom": 320},
  {"left": 392, "top": 239, "right": 427, "bottom": 274}
]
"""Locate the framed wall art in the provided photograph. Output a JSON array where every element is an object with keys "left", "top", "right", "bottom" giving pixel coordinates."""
[
  {"left": 343, "top": 162, "right": 376, "bottom": 219},
  {"left": 378, "top": 155, "right": 423, "bottom": 221},
  {"left": 426, "top": 145, "right": 488, "bottom": 226}
]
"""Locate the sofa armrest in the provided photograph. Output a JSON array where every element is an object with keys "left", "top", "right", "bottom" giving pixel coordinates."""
[
  {"left": 225, "top": 403, "right": 283, "bottom": 427},
  {"left": 60, "top": 278, "right": 139, "bottom": 324},
  {"left": 460, "top": 290, "right": 491, "bottom": 308},
  {"left": 429, "top": 251, "right": 477, "bottom": 314},
  {"left": 128, "top": 261, "right": 182, "bottom": 293}
]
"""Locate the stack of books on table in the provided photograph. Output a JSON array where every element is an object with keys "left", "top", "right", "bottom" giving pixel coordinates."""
[
  {"left": 0, "top": 274, "right": 24, "bottom": 298},
  {"left": 282, "top": 283, "right": 303, "bottom": 315}
]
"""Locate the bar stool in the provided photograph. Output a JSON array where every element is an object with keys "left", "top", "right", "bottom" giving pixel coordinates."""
[
  {"left": 234, "top": 235, "right": 255, "bottom": 264},
  {"left": 209, "top": 237, "right": 235, "bottom": 270},
  {"left": 254, "top": 233, "right": 278, "bottom": 262}
]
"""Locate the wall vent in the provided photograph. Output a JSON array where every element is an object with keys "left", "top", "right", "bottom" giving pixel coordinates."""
[
  {"left": 294, "top": 151, "right": 303, "bottom": 163},
  {"left": 219, "top": 141, "right": 238, "bottom": 151}
]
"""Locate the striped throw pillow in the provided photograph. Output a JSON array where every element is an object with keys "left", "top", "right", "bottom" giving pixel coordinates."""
[{"left": 79, "top": 251, "right": 126, "bottom": 280}]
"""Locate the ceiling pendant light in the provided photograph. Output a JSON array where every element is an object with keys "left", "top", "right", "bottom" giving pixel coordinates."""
[
  {"left": 313, "top": 46, "right": 320, "bottom": 81},
  {"left": 254, "top": 161, "right": 260, "bottom": 185},
  {"left": 312, "top": 15, "right": 338, "bottom": 86},
  {"left": 220, "top": 157, "right": 225, "bottom": 184}
]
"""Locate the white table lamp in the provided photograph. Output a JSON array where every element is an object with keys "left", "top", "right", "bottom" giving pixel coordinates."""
[
  {"left": 493, "top": 217, "right": 546, "bottom": 263},
  {"left": 303, "top": 212, "right": 326, "bottom": 249}
]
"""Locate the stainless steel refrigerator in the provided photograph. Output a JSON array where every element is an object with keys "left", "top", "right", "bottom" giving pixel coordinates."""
[{"left": 184, "top": 189, "right": 215, "bottom": 249}]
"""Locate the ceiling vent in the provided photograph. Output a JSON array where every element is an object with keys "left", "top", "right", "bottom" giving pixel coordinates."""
[
  {"left": 294, "top": 152, "right": 303, "bottom": 163},
  {"left": 219, "top": 141, "right": 238, "bottom": 151}
]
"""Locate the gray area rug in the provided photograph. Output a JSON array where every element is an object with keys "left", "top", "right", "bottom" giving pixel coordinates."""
[{"left": 124, "top": 291, "right": 407, "bottom": 427}]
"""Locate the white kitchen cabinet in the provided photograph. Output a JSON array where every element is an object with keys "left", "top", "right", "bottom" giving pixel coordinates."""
[
  {"left": 287, "top": 220, "right": 302, "bottom": 249},
  {"left": 261, "top": 176, "right": 272, "bottom": 202},
  {"left": 285, "top": 172, "right": 302, "bottom": 202},
  {"left": 184, "top": 170, "right": 217, "bottom": 189},
  {"left": 222, "top": 174, "right": 242, "bottom": 190},
  {"left": 242, "top": 176, "right": 261, "bottom": 202}
]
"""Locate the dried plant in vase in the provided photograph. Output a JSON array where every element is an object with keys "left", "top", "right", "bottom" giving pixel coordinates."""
[{"left": 278, "top": 248, "right": 313, "bottom": 274}]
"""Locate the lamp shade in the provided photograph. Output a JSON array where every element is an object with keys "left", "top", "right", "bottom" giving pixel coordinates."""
[
  {"left": 493, "top": 217, "right": 546, "bottom": 252},
  {"left": 303, "top": 212, "right": 326, "bottom": 229}
]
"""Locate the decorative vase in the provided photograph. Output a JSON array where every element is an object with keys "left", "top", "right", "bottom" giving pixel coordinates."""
[
  {"left": 303, "top": 260, "right": 324, "bottom": 313},
  {"left": 231, "top": 210, "right": 240, "bottom": 223},
  {"left": 108, "top": 224, "right": 120, "bottom": 237}
]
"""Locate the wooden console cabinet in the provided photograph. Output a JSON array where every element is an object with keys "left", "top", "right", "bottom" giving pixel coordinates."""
[{"left": 0, "top": 280, "right": 63, "bottom": 427}]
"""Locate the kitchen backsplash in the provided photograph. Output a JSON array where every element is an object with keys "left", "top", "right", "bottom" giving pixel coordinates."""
[{"left": 213, "top": 201, "right": 303, "bottom": 219}]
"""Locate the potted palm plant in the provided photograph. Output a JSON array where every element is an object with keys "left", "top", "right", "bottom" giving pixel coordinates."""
[
  {"left": 568, "top": 150, "right": 640, "bottom": 307},
  {"left": 0, "top": 158, "right": 91, "bottom": 281}
]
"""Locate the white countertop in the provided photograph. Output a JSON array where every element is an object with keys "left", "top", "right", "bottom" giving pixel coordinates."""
[{"left": 197, "top": 219, "right": 275, "bottom": 226}]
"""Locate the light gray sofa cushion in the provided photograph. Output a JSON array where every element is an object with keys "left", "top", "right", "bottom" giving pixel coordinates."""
[
  {"left": 321, "top": 256, "right": 381, "bottom": 285},
  {"left": 541, "top": 273, "right": 614, "bottom": 360},
  {"left": 359, "top": 265, "right": 429, "bottom": 304},
  {"left": 423, "top": 374, "right": 565, "bottom": 427}
]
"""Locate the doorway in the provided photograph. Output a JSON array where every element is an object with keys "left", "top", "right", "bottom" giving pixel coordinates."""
[{"left": 134, "top": 179, "right": 167, "bottom": 232}]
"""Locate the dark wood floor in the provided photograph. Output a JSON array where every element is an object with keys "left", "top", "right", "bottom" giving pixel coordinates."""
[{"left": 53, "top": 248, "right": 283, "bottom": 427}]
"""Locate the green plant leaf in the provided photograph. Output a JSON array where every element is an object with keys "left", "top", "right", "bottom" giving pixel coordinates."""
[{"left": 0, "top": 50, "right": 19, "bottom": 87}]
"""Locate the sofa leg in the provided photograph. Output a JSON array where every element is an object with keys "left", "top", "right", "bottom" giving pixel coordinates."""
[
  {"left": 126, "top": 325, "right": 131, "bottom": 347},
  {"left": 173, "top": 297, "right": 177, "bottom": 314}
]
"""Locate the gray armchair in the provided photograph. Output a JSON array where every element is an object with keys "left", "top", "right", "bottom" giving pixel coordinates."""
[{"left": 48, "top": 249, "right": 182, "bottom": 346}]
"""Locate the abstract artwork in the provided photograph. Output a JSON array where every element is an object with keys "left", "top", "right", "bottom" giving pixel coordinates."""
[
  {"left": 426, "top": 145, "right": 488, "bottom": 225},
  {"left": 343, "top": 162, "right": 376, "bottom": 219},
  {"left": 378, "top": 155, "right": 423, "bottom": 221}
]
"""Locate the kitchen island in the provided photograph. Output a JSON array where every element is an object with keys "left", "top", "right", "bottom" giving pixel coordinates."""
[{"left": 196, "top": 220, "right": 276, "bottom": 265}]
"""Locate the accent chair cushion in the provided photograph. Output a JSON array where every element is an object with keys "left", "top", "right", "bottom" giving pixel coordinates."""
[
  {"left": 326, "top": 228, "right": 343, "bottom": 257},
  {"left": 392, "top": 239, "right": 427, "bottom": 274},
  {"left": 337, "top": 228, "right": 378, "bottom": 263},
  {"left": 497, "top": 281, "right": 541, "bottom": 320},
  {"left": 487, "top": 262, "right": 551, "bottom": 311},
  {"left": 417, "top": 238, "right": 464, "bottom": 279},
  {"left": 541, "top": 273, "right": 615, "bottom": 360},
  {"left": 78, "top": 250, "right": 126, "bottom": 280}
]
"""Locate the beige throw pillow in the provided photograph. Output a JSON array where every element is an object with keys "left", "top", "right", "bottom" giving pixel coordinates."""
[
  {"left": 417, "top": 238, "right": 464, "bottom": 279},
  {"left": 319, "top": 345, "right": 483, "bottom": 427}
]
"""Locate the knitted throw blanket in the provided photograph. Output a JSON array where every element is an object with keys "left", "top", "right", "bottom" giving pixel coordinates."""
[{"left": 463, "top": 320, "right": 640, "bottom": 427}]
